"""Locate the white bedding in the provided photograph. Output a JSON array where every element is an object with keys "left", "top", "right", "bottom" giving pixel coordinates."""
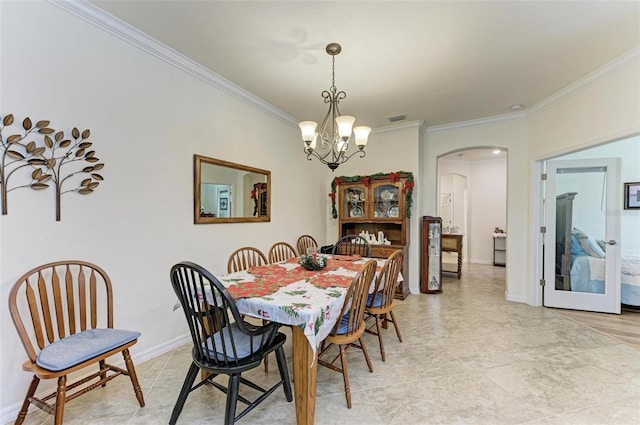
[{"left": 570, "top": 255, "right": 640, "bottom": 306}]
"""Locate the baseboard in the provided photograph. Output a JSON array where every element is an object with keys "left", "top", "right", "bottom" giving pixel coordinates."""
[
  {"left": 469, "top": 259, "right": 493, "bottom": 265},
  {"left": 0, "top": 333, "right": 190, "bottom": 424}
]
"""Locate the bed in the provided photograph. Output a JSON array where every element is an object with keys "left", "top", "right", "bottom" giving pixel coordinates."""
[{"left": 555, "top": 192, "right": 640, "bottom": 308}]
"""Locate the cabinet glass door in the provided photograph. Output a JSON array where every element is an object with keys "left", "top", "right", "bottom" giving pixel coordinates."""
[
  {"left": 342, "top": 186, "right": 366, "bottom": 219},
  {"left": 373, "top": 184, "right": 400, "bottom": 218},
  {"left": 427, "top": 222, "right": 442, "bottom": 291}
]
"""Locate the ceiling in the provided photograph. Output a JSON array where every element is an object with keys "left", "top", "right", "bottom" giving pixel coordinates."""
[{"left": 91, "top": 1, "right": 639, "bottom": 130}]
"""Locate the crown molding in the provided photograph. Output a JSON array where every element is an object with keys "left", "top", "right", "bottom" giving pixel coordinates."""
[
  {"left": 373, "top": 120, "right": 426, "bottom": 134},
  {"left": 427, "top": 47, "right": 639, "bottom": 133},
  {"left": 427, "top": 112, "right": 526, "bottom": 133},
  {"left": 46, "top": 1, "right": 640, "bottom": 133},
  {"left": 527, "top": 46, "right": 640, "bottom": 119},
  {"left": 48, "top": 0, "right": 298, "bottom": 126}
]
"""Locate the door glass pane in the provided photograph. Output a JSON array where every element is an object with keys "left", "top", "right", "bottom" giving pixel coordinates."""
[
  {"left": 554, "top": 167, "right": 607, "bottom": 293},
  {"left": 428, "top": 222, "right": 441, "bottom": 291}
]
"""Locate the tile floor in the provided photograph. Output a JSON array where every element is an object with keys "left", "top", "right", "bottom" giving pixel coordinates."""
[{"left": 12, "top": 263, "right": 640, "bottom": 425}]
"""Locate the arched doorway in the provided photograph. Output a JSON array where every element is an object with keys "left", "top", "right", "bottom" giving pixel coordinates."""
[{"left": 437, "top": 148, "right": 507, "bottom": 273}]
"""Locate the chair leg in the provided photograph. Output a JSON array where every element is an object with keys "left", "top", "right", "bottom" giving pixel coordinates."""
[
  {"left": 122, "top": 348, "right": 145, "bottom": 407},
  {"left": 375, "top": 315, "right": 386, "bottom": 361},
  {"left": 54, "top": 375, "right": 67, "bottom": 425},
  {"left": 359, "top": 337, "right": 374, "bottom": 373},
  {"left": 99, "top": 359, "right": 107, "bottom": 387},
  {"left": 338, "top": 345, "right": 352, "bottom": 409},
  {"left": 390, "top": 310, "right": 403, "bottom": 342},
  {"left": 170, "top": 363, "right": 199, "bottom": 425},
  {"left": 225, "top": 374, "right": 241, "bottom": 425},
  {"left": 15, "top": 376, "right": 40, "bottom": 425},
  {"left": 275, "top": 346, "right": 293, "bottom": 402}
]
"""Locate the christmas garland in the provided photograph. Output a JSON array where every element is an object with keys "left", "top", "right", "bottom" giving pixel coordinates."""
[
  {"left": 329, "top": 171, "right": 414, "bottom": 219},
  {"left": 251, "top": 182, "right": 267, "bottom": 216}
]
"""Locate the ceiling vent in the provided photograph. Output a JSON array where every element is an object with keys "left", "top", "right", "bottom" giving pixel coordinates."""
[{"left": 388, "top": 114, "right": 407, "bottom": 123}]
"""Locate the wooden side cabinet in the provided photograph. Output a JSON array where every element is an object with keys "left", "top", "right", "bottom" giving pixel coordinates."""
[
  {"left": 441, "top": 234, "right": 463, "bottom": 279},
  {"left": 493, "top": 234, "right": 506, "bottom": 266},
  {"left": 420, "top": 216, "right": 442, "bottom": 294}
]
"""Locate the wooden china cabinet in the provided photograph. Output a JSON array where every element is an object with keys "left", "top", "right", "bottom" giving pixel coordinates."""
[{"left": 336, "top": 173, "right": 411, "bottom": 299}]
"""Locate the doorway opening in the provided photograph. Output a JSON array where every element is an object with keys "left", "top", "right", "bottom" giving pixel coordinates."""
[{"left": 437, "top": 147, "right": 508, "bottom": 279}]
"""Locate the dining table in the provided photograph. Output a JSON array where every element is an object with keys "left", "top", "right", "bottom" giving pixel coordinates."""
[{"left": 216, "top": 254, "right": 402, "bottom": 425}]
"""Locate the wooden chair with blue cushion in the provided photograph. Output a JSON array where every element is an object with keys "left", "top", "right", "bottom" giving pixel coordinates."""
[
  {"left": 9, "top": 260, "right": 145, "bottom": 425},
  {"left": 332, "top": 235, "right": 372, "bottom": 257},
  {"left": 268, "top": 241, "right": 297, "bottom": 263},
  {"left": 364, "top": 249, "right": 404, "bottom": 361},
  {"left": 317, "top": 259, "right": 377, "bottom": 408},
  {"left": 296, "top": 234, "right": 318, "bottom": 255},
  {"left": 169, "top": 261, "right": 292, "bottom": 425},
  {"left": 227, "top": 246, "right": 271, "bottom": 372},
  {"left": 227, "top": 247, "right": 268, "bottom": 273}
]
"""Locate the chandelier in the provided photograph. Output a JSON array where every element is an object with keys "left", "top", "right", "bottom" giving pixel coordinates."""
[{"left": 298, "top": 43, "right": 371, "bottom": 171}]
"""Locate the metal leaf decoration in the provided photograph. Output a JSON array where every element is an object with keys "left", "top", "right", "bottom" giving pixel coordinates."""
[
  {"left": 0, "top": 113, "right": 105, "bottom": 220},
  {"left": 0, "top": 114, "right": 54, "bottom": 215}
]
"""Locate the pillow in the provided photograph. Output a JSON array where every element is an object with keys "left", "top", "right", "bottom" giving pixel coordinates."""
[
  {"left": 570, "top": 234, "right": 587, "bottom": 257},
  {"left": 572, "top": 228, "right": 605, "bottom": 258},
  {"left": 596, "top": 239, "right": 606, "bottom": 251}
]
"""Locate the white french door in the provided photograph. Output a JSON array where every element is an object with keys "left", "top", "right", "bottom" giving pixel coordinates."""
[{"left": 543, "top": 158, "right": 621, "bottom": 313}]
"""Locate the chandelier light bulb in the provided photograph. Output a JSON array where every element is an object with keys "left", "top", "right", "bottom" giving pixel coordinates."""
[
  {"left": 299, "top": 121, "right": 318, "bottom": 144},
  {"left": 335, "top": 115, "right": 355, "bottom": 141},
  {"left": 353, "top": 126, "right": 371, "bottom": 149}
]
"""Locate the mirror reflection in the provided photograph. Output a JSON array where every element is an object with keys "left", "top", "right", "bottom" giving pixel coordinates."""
[{"left": 194, "top": 155, "right": 270, "bottom": 223}]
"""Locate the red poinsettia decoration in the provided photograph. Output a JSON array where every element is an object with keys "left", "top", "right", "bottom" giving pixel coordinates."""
[{"left": 362, "top": 176, "right": 370, "bottom": 187}]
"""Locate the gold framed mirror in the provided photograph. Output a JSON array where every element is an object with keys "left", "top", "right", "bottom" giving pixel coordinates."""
[{"left": 194, "top": 154, "right": 270, "bottom": 224}]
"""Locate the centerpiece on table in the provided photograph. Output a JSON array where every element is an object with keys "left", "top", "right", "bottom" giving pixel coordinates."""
[{"left": 298, "top": 251, "right": 328, "bottom": 271}]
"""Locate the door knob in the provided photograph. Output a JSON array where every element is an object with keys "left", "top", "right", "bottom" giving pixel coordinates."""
[{"left": 607, "top": 240, "right": 617, "bottom": 245}]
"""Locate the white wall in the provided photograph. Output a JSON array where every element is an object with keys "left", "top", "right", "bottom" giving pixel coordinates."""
[{"left": 0, "top": 2, "right": 326, "bottom": 418}]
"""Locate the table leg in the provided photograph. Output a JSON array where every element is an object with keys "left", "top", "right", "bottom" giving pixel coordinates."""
[{"left": 292, "top": 326, "right": 317, "bottom": 425}]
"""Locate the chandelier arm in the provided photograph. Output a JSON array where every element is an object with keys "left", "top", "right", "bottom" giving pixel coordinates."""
[{"left": 338, "top": 149, "right": 366, "bottom": 163}]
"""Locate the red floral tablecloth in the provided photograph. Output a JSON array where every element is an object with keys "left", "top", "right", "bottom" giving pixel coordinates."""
[{"left": 217, "top": 255, "right": 400, "bottom": 352}]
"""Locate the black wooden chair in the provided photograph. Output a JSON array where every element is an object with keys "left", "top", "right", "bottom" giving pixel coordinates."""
[
  {"left": 169, "top": 261, "right": 292, "bottom": 425},
  {"left": 332, "top": 235, "right": 372, "bottom": 257}
]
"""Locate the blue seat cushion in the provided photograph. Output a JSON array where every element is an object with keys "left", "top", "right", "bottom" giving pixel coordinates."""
[
  {"left": 336, "top": 313, "right": 357, "bottom": 335},
  {"left": 36, "top": 328, "right": 141, "bottom": 372},
  {"left": 205, "top": 323, "right": 266, "bottom": 361},
  {"left": 367, "top": 292, "right": 386, "bottom": 308}
]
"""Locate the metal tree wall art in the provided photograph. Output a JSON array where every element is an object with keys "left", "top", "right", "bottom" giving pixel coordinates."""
[
  {"left": 0, "top": 113, "right": 104, "bottom": 221},
  {"left": 0, "top": 115, "right": 52, "bottom": 215}
]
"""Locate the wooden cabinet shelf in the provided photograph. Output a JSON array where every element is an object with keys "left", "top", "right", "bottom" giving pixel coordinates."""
[{"left": 336, "top": 174, "right": 411, "bottom": 299}]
